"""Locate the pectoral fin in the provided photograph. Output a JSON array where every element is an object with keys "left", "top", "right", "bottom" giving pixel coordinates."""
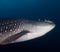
[{"left": 0, "top": 30, "right": 30, "bottom": 45}]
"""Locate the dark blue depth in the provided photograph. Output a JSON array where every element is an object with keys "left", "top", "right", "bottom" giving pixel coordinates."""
[{"left": 0, "top": 0, "right": 60, "bottom": 50}]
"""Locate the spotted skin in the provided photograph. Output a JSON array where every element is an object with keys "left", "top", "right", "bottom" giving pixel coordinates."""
[
  {"left": 0, "top": 19, "right": 55, "bottom": 45},
  {"left": 0, "top": 19, "right": 22, "bottom": 45},
  {"left": 0, "top": 19, "right": 20, "bottom": 34}
]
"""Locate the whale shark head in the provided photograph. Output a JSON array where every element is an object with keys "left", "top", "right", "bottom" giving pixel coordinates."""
[{"left": 0, "top": 19, "right": 55, "bottom": 45}]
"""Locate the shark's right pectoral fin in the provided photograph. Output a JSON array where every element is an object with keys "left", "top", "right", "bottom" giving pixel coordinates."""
[{"left": 0, "top": 30, "right": 30, "bottom": 45}]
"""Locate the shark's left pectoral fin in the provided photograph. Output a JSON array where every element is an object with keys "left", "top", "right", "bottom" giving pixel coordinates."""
[{"left": 0, "top": 30, "right": 30, "bottom": 45}]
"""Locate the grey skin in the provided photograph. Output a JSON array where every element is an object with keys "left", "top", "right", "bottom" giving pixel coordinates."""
[
  {"left": 0, "top": 30, "right": 29, "bottom": 45},
  {"left": 0, "top": 19, "right": 55, "bottom": 45}
]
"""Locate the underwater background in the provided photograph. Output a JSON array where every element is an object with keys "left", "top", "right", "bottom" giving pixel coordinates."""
[{"left": 0, "top": 0, "right": 60, "bottom": 51}]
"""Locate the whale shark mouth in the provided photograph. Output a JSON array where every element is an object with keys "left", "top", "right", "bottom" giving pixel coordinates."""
[{"left": 0, "top": 19, "right": 56, "bottom": 45}]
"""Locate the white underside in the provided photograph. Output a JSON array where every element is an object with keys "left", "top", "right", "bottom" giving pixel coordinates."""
[{"left": 13, "top": 24, "right": 55, "bottom": 43}]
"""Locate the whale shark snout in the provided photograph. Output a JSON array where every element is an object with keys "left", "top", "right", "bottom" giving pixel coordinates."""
[
  {"left": 0, "top": 19, "right": 55, "bottom": 45},
  {"left": 15, "top": 20, "right": 55, "bottom": 42}
]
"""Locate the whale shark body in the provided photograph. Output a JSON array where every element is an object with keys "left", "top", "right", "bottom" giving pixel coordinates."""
[{"left": 0, "top": 19, "right": 55, "bottom": 45}]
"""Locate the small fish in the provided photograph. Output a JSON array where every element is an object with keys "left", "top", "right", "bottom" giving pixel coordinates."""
[{"left": 0, "top": 19, "right": 55, "bottom": 45}]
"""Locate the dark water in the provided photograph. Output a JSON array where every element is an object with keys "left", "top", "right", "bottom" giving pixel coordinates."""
[{"left": 0, "top": 0, "right": 60, "bottom": 51}]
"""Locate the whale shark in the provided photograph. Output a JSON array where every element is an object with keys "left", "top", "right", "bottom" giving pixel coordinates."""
[{"left": 0, "top": 18, "right": 55, "bottom": 45}]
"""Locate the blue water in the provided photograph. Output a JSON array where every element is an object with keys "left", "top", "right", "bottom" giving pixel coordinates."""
[{"left": 0, "top": 0, "right": 60, "bottom": 50}]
